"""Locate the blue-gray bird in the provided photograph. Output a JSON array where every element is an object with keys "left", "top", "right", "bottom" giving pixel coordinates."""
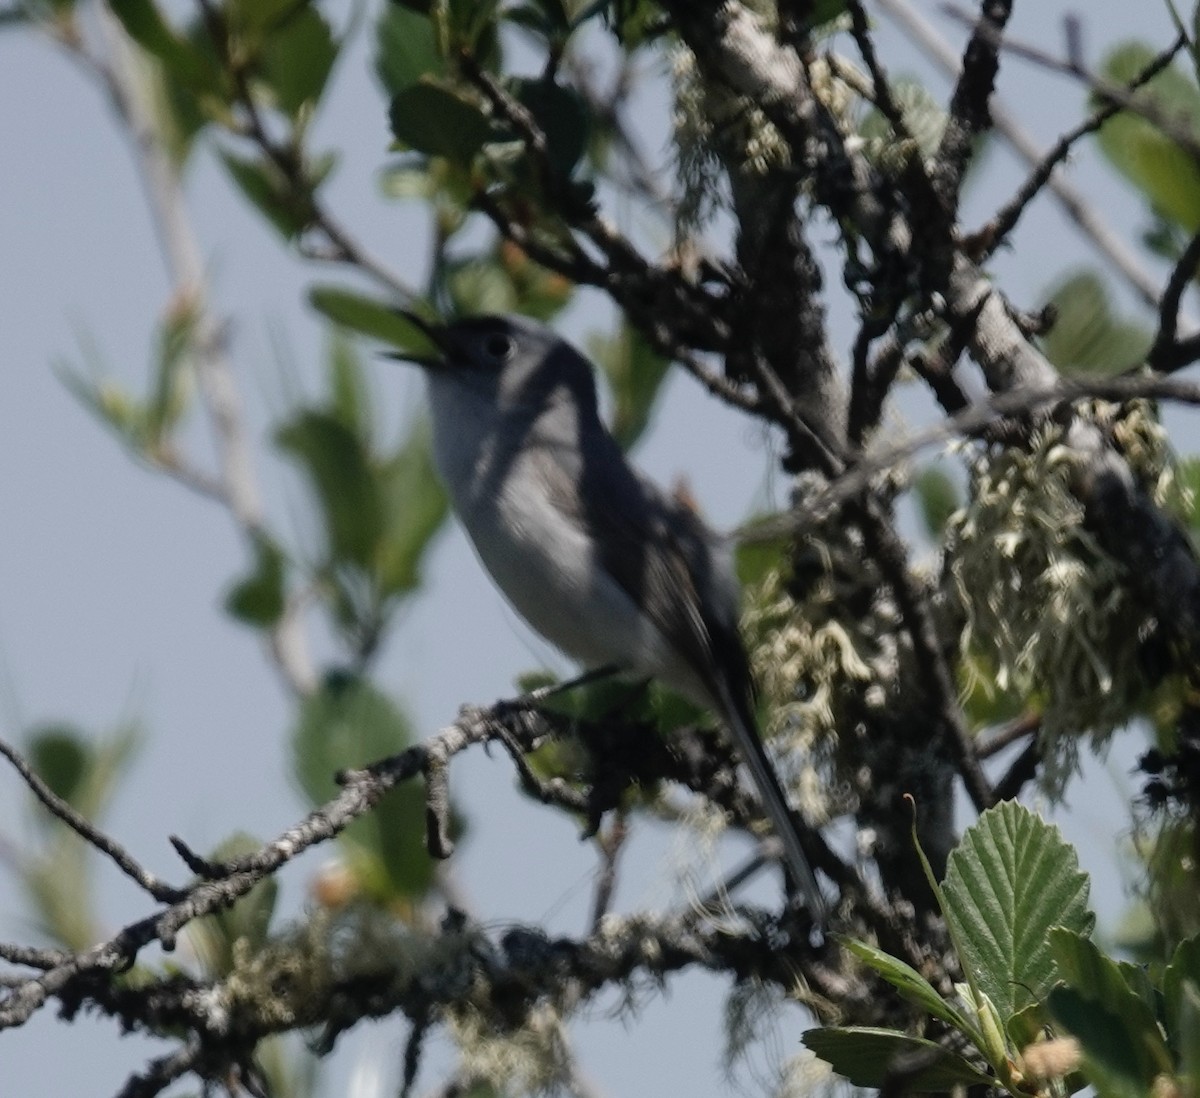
[{"left": 395, "top": 312, "right": 824, "bottom": 921}]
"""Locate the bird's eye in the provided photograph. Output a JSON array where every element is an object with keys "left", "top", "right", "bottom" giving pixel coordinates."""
[{"left": 483, "top": 332, "right": 514, "bottom": 363}]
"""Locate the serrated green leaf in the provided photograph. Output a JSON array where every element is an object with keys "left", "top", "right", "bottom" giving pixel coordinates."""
[
  {"left": 1006, "top": 998, "right": 1048, "bottom": 1051},
  {"left": 802, "top": 1027, "right": 995, "bottom": 1090},
  {"left": 1046, "top": 986, "right": 1165, "bottom": 1098},
  {"left": 260, "top": 6, "right": 338, "bottom": 116},
  {"left": 389, "top": 80, "right": 497, "bottom": 164},
  {"left": 1041, "top": 271, "right": 1151, "bottom": 375},
  {"left": 292, "top": 675, "right": 435, "bottom": 898},
  {"left": 1048, "top": 928, "right": 1171, "bottom": 1071},
  {"left": 225, "top": 533, "right": 287, "bottom": 627},
  {"left": 839, "top": 937, "right": 971, "bottom": 1031},
  {"left": 913, "top": 466, "right": 961, "bottom": 539},
  {"left": 375, "top": 4, "right": 444, "bottom": 94},
  {"left": 277, "top": 410, "right": 383, "bottom": 568},
  {"left": 942, "top": 801, "right": 1094, "bottom": 1020},
  {"left": 309, "top": 286, "right": 439, "bottom": 356}
]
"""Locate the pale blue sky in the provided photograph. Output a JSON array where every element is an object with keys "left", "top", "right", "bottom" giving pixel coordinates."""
[{"left": 0, "top": 1, "right": 1186, "bottom": 1094}]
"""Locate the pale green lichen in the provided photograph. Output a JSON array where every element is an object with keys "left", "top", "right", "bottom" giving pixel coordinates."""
[
  {"left": 741, "top": 524, "right": 903, "bottom": 823},
  {"left": 672, "top": 39, "right": 860, "bottom": 237},
  {"left": 218, "top": 917, "right": 337, "bottom": 1032},
  {"left": 945, "top": 400, "right": 1180, "bottom": 795},
  {"left": 446, "top": 1001, "right": 573, "bottom": 1095}
]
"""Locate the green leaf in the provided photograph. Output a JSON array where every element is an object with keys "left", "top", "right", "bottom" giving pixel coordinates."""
[
  {"left": 220, "top": 150, "right": 314, "bottom": 240},
  {"left": 1006, "top": 999, "right": 1049, "bottom": 1051},
  {"left": 292, "top": 675, "right": 436, "bottom": 899},
  {"left": 110, "top": 0, "right": 224, "bottom": 96},
  {"left": 1046, "top": 986, "right": 1166, "bottom": 1098},
  {"left": 734, "top": 522, "right": 788, "bottom": 589},
  {"left": 1177, "top": 457, "right": 1200, "bottom": 533},
  {"left": 29, "top": 721, "right": 140, "bottom": 826},
  {"left": 28, "top": 726, "right": 91, "bottom": 808},
  {"left": 1048, "top": 928, "right": 1171, "bottom": 1072},
  {"left": 376, "top": 419, "right": 450, "bottom": 596},
  {"left": 226, "top": 0, "right": 297, "bottom": 33},
  {"left": 260, "top": 6, "right": 338, "bottom": 116},
  {"left": 389, "top": 79, "right": 497, "bottom": 163},
  {"left": 1096, "top": 42, "right": 1200, "bottom": 231},
  {"left": 913, "top": 466, "right": 960, "bottom": 539},
  {"left": 802, "top": 1027, "right": 995, "bottom": 1090},
  {"left": 838, "top": 937, "right": 971, "bottom": 1031},
  {"left": 309, "top": 286, "right": 439, "bottom": 356},
  {"left": 380, "top": 162, "right": 438, "bottom": 201},
  {"left": 185, "top": 832, "right": 279, "bottom": 977},
  {"left": 225, "top": 533, "right": 287, "bottom": 627},
  {"left": 1164, "top": 934, "right": 1200, "bottom": 1056},
  {"left": 326, "top": 331, "right": 372, "bottom": 439},
  {"left": 512, "top": 77, "right": 590, "bottom": 177},
  {"left": 1041, "top": 271, "right": 1152, "bottom": 375},
  {"left": 276, "top": 410, "right": 383, "bottom": 568},
  {"left": 942, "top": 801, "right": 1094, "bottom": 1020},
  {"left": 592, "top": 323, "right": 670, "bottom": 450},
  {"left": 446, "top": 258, "right": 519, "bottom": 315},
  {"left": 1176, "top": 977, "right": 1200, "bottom": 1087},
  {"left": 204, "top": 837, "right": 278, "bottom": 949},
  {"left": 375, "top": 4, "right": 444, "bottom": 94}
]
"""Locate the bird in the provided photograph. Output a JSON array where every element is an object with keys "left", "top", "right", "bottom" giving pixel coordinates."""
[{"left": 392, "top": 310, "right": 825, "bottom": 922}]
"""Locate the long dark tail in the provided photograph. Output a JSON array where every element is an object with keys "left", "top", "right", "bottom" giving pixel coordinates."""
[{"left": 714, "top": 677, "right": 827, "bottom": 925}]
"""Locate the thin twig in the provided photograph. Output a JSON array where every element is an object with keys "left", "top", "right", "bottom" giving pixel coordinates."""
[
  {"left": 0, "top": 736, "right": 184, "bottom": 902},
  {"left": 876, "top": 0, "right": 1163, "bottom": 309},
  {"left": 977, "top": 712, "right": 1041, "bottom": 759},
  {"left": 115, "top": 1039, "right": 203, "bottom": 1098},
  {"left": 1149, "top": 227, "right": 1200, "bottom": 371},
  {"left": 942, "top": 4, "right": 1200, "bottom": 160},
  {"left": 0, "top": 943, "right": 71, "bottom": 970},
  {"left": 61, "top": 11, "right": 318, "bottom": 696},
  {"left": 738, "top": 371, "right": 1200, "bottom": 545},
  {"left": 975, "top": 32, "right": 1188, "bottom": 261},
  {"left": 192, "top": 0, "right": 419, "bottom": 302}
]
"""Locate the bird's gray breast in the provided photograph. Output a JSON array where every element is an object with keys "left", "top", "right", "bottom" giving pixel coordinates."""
[{"left": 426, "top": 374, "right": 681, "bottom": 676}]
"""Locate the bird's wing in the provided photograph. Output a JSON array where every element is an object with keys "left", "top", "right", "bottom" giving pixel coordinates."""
[{"left": 539, "top": 439, "right": 826, "bottom": 922}]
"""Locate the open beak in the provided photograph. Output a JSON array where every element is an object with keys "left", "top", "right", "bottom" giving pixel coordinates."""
[{"left": 385, "top": 308, "right": 450, "bottom": 369}]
